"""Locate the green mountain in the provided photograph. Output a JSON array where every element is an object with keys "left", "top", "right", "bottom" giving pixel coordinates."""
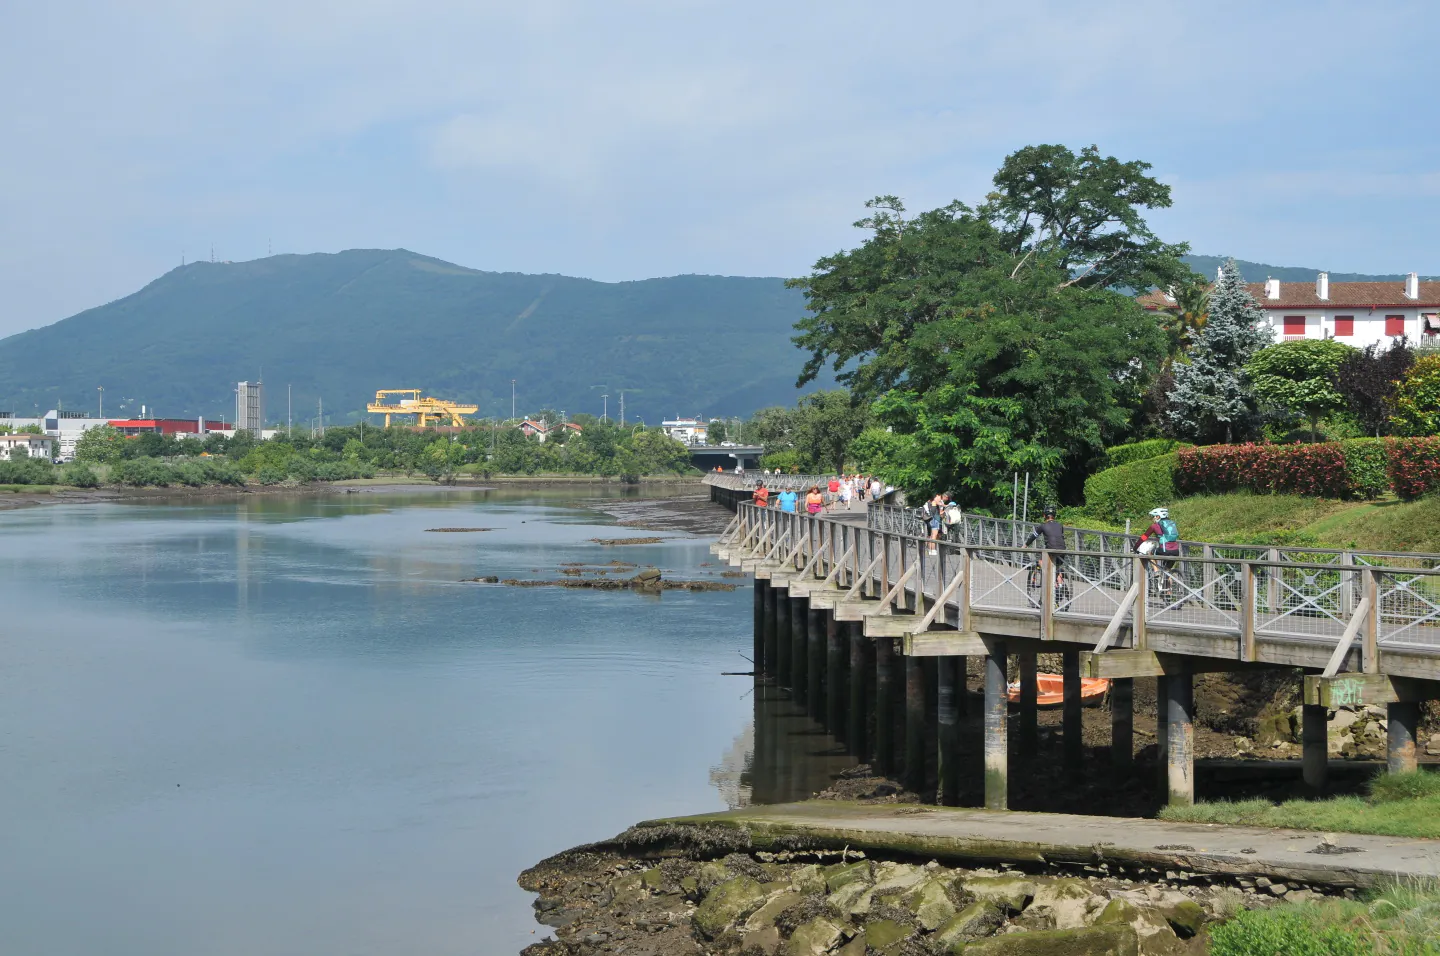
[
  {"left": 1182, "top": 255, "right": 1437, "bottom": 284},
  {"left": 0, "top": 249, "right": 823, "bottom": 425}
]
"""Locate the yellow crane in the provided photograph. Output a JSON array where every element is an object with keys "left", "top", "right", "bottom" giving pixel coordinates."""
[{"left": 366, "top": 389, "right": 479, "bottom": 427}]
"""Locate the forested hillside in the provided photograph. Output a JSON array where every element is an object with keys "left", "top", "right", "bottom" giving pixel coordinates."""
[{"left": 0, "top": 249, "right": 818, "bottom": 424}]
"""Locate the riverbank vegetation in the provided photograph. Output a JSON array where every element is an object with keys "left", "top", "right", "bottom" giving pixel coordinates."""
[
  {"left": 1210, "top": 881, "right": 1440, "bottom": 956},
  {"left": 45, "top": 417, "right": 697, "bottom": 489},
  {"left": 1159, "top": 769, "right": 1440, "bottom": 839}
]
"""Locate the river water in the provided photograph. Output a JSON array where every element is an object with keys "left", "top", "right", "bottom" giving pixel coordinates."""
[{"left": 0, "top": 487, "right": 851, "bottom": 956}]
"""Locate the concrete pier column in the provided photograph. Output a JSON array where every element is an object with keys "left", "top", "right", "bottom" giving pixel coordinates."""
[
  {"left": 790, "top": 597, "right": 808, "bottom": 705},
  {"left": 848, "top": 623, "right": 867, "bottom": 756},
  {"left": 753, "top": 580, "right": 767, "bottom": 675},
  {"left": 826, "top": 614, "right": 845, "bottom": 735},
  {"left": 775, "top": 590, "right": 791, "bottom": 687},
  {"left": 984, "top": 643, "right": 1009, "bottom": 810},
  {"left": 1302, "top": 704, "right": 1329, "bottom": 789},
  {"left": 1018, "top": 651, "right": 1038, "bottom": 757},
  {"left": 1155, "top": 675, "right": 1169, "bottom": 785},
  {"left": 875, "top": 638, "right": 896, "bottom": 775},
  {"left": 1111, "top": 678, "right": 1133, "bottom": 768},
  {"left": 905, "top": 656, "right": 926, "bottom": 795},
  {"left": 955, "top": 655, "right": 969, "bottom": 721},
  {"left": 1388, "top": 701, "right": 1420, "bottom": 775},
  {"left": 764, "top": 584, "right": 779, "bottom": 677},
  {"left": 807, "top": 605, "right": 825, "bottom": 721},
  {"left": 1063, "top": 649, "right": 1083, "bottom": 779},
  {"left": 937, "top": 656, "right": 960, "bottom": 806},
  {"left": 1165, "top": 672, "right": 1195, "bottom": 807}
]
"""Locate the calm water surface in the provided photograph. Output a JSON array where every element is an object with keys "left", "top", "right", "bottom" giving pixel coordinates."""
[{"left": 0, "top": 488, "right": 850, "bottom": 956}]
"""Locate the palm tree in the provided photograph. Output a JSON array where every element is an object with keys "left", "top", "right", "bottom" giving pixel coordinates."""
[{"left": 1162, "top": 275, "right": 1211, "bottom": 366}]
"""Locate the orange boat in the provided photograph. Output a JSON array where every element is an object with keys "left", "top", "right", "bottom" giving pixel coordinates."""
[{"left": 1006, "top": 674, "right": 1110, "bottom": 707}]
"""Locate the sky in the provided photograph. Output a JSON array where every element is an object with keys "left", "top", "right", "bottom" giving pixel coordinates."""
[{"left": 3, "top": 0, "right": 1439, "bottom": 337}]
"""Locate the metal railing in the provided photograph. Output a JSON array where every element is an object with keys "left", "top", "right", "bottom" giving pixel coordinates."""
[{"left": 726, "top": 502, "right": 1440, "bottom": 658}]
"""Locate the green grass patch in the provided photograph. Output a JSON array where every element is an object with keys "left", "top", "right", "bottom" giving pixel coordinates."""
[
  {"left": 1158, "top": 770, "right": 1440, "bottom": 839},
  {"left": 0, "top": 484, "right": 54, "bottom": 494},
  {"left": 1210, "top": 880, "right": 1440, "bottom": 955}
]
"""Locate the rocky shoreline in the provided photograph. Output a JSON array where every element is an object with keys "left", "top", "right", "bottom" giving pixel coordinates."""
[{"left": 516, "top": 822, "right": 1321, "bottom": 956}]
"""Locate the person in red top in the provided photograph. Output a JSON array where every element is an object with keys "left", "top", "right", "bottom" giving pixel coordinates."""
[{"left": 752, "top": 483, "right": 770, "bottom": 508}]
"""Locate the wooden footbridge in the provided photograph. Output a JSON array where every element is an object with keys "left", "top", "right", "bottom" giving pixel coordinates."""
[{"left": 704, "top": 474, "right": 1440, "bottom": 809}]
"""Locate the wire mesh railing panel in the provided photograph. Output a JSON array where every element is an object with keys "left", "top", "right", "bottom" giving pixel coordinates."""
[
  {"left": 1054, "top": 550, "right": 1132, "bottom": 623},
  {"left": 969, "top": 549, "right": 1035, "bottom": 614},
  {"left": 1253, "top": 565, "right": 1350, "bottom": 644},
  {"left": 1144, "top": 557, "right": 1245, "bottom": 633},
  {"left": 1377, "top": 570, "right": 1440, "bottom": 650}
]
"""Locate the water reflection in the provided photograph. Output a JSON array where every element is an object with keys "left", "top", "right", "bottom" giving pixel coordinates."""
[{"left": 713, "top": 680, "right": 858, "bottom": 807}]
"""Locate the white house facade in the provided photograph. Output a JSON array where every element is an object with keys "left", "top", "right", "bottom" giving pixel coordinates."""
[
  {"left": 0, "top": 433, "right": 56, "bottom": 459},
  {"left": 661, "top": 419, "right": 708, "bottom": 444}
]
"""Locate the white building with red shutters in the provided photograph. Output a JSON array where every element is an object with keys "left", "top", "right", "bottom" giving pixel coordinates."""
[{"left": 1145, "top": 272, "right": 1440, "bottom": 349}]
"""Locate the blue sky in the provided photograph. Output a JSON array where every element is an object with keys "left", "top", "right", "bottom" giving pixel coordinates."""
[{"left": 3, "top": 0, "right": 1438, "bottom": 337}]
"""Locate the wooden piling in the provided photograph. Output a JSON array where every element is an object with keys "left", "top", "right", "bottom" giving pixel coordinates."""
[
  {"left": 753, "top": 580, "right": 766, "bottom": 675},
  {"left": 1111, "top": 677, "right": 1133, "bottom": 768},
  {"left": 807, "top": 604, "right": 825, "bottom": 720},
  {"left": 1018, "top": 651, "right": 1038, "bottom": 757},
  {"left": 905, "top": 655, "right": 926, "bottom": 795},
  {"left": 848, "top": 623, "right": 867, "bottom": 756},
  {"left": 984, "top": 643, "right": 1009, "bottom": 810},
  {"left": 1165, "top": 672, "right": 1195, "bottom": 807},
  {"left": 937, "top": 656, "right": 959, "bottom": 806},
  {"left": 1388, "top": 701, "right": 1419, "bottom": 775},
  {"left": 790, "top": 597, "right": 808, "bottom": 705},
  {"left": 1063, "top": 648, "right": 1082, "bottom": 779},
  {"left": 826, "top": 613, "right": 844, "bottom": 736},
  {"left": 1302, "top": 703, "right": 1328, "bottom": 789},
  {"left": 763, "top": 582, "right": 779, "bottom": 677},
  {"left": 775, "top": 590, "right": 791, "bottom": 686},
  {"left": 1155, "top": 675, "right": 1169, "bottom": 787},
  {"left": 875, "top": 637, "right": 896, "bottom": 776}
]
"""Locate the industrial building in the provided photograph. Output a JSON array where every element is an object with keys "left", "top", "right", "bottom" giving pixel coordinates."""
[{"left": 236, "top": 381, "right": 265, "bottom": 433}]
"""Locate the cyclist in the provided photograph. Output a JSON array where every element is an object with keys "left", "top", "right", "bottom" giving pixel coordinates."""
[
  {"left": 1025, "top": 504, "right": 1067, "bottom": 592},
  {"left": 1136, "top": 507, "right": 1182, "bottom": 597}
]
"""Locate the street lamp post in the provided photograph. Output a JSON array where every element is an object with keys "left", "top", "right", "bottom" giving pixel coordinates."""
[{"left": 97, "top": 386, "right": 103, "bottom": 419}]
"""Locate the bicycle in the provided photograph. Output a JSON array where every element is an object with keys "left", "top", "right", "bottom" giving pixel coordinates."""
[{"left": 1025, "top": 561, "right": 1073, "bottom": 610}]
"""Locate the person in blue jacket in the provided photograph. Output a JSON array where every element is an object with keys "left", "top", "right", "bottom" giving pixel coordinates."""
[{"left": 777, "top": 488, "right": 798, "bottom": 513}]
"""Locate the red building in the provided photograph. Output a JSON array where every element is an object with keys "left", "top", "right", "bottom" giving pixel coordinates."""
[{"left": 108, "top": 418, "right": 235, "bottom": 436}]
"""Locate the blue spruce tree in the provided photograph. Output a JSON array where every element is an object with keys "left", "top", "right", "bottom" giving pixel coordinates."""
[{"left": 1167, "top": 259, "right": 1272, "bottom": 443}]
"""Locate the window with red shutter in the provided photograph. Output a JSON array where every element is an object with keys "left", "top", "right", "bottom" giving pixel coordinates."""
[
  {"left": 1283, "top": 315, "right": 1306, "bottom": 336},
  {"left": 1334, "top": 316, "right": 1354, "bottom": 336},
  {"left": 1386, "top": 315, "right": 1406, "bottom": 336}
]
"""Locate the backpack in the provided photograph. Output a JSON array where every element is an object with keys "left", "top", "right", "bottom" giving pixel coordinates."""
[{"left": 1159, "top": 518, "right": 1179, "bottom": 549}]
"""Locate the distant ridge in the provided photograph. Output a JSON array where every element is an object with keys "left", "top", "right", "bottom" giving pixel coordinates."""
[
  {"left": 0, "top": 249, "right": 823, "bottom": 424},
  {"left": 1183, "top": 255, "right": 1439, "bottom": 284}
]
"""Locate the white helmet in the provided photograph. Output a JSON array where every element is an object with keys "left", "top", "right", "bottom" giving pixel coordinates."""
[{"left": 1149, "top": 508, "right": 1169, "bottom": 519}]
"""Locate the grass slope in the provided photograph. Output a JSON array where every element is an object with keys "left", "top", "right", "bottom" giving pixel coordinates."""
[
  {"left": 0, "top": 249, "right": 820, "bottom": 424},
  {"left": 1071, "top": 493, "right": 1440, "bottom": 554}
]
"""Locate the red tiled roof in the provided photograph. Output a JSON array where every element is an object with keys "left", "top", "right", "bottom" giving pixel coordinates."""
[{"left": 1139, "top": 281, "right": 1440, "bottom": 310}]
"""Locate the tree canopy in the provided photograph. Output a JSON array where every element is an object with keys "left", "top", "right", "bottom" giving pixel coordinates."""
[
  {"left": 787, "top": 144, "right": 1184, "bottom": 504},
  {"left": 1246, "top": 339, "right": 1357, "bottom": 441}
]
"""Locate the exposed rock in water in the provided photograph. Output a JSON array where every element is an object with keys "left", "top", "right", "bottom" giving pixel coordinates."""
[
  {"left": 475, "top": 569, "right": 736, "bottom": 591},
  {"left": 590, "top": 536, "right": 667, "bottom": 546},
  {"left": 424, "top": 527, "right": 495, "bottom": 532}
]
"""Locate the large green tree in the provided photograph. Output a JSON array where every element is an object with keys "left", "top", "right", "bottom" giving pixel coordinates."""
[
  {"left": 789, "top": 145, "right": 1182, "bottom": 505},
  {"left": 1246, "top": 339, "right": 1357, "bottom": 441}
]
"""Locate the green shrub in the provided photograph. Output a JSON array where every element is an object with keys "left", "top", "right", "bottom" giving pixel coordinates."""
[
  {"left": 1082, "top": 453, "right": 1176, "bottom": 519},
  {"left": 1209, "top": 905, "right": 1371, "bottom": 956},
  {"left": 1341, "top": 439, "right": 1389, "bottom": 499},
  {"left": 59, "top": 463, "right": 100, "bottom": 488},
  {"left": 0, "top": 457, "right": 55, "bottom": 485},
  {"left": 759, "top": 450, "right": 804, "bottom": 472},
  {"left": 111, "top": 457, "right": 171, "bottom": 487},
  {"left": 256, "top": 467, "right": 286, "bottom": 485},
  {"left": 1103, "top": 439, "right": 1180, "bottom": 469}
]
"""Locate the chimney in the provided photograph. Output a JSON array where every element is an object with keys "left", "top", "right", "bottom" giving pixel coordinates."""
[
  {"left": 1316, "top": 272, "right": 1329, "bottom": 301},
  {"left": 1264, "top": 277, "right": 1281, "bottom": 300},
  {"left": 1405, "top": 272, "right": 1419, "bottom": 299}
]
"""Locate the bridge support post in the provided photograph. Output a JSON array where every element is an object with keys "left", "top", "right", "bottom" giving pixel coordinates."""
[
  {"left": 753, "top": 580, "right": 767, "bottom": 676},
  {"left": 876, "top": 637, "right": 896, "bottom": 775},
  {"left": 808, "top": 604, "right": 825, "bottom": 721},
  {"left": 1063, "top": 649, "right": 1083, "bottom": 779},
  {"left": 848, "top": 623, "right": 867, "bottom": 756},
  {"left": 1165, "top": 672, "right": 1195, "bottom": 807},
  {"left": 984, "top": 642, "right": 1009, "bottom": 810},
  {"left": 937, "top": 656, "right": 960, "bottom": 806},
  {"left": 1155, "top": 675, "right": 1169, "bottom": 786},
  {"left": 1388, "top": 701, "right": 1419, "bottom": 775},
  {"left": 905, "top": 655, "right": 926, "bottom": 795},
  {"left": 1018, "top": 651, "right": 1038, "bottom": 758},
  {"left": 1111, "top": 678, "right": 1133, "bottom": 768},
  {"left": 775, "top": 589, "right": 791, "bottom": 687},
  {"left": 955, "top": 655, "right": 969, "bottom": 722},
  {"left": 790, "top": 597, "right": 808, "bottom": 705},
  {"left": 1302, "top": 704, "right": 1328, "bottom": 789},
  {"left": 764, "top": 583, "right": 779, "bottom": 677},
  {"left": 826, "top": 613, "right": 845, "bottom": 736}
]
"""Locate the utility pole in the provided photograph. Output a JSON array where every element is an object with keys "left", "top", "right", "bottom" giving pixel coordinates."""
[
  {"left": 602, "top": 394, "right": 608, "bottom": 423},
  {"left": 619, "top": 391, "right": 625, "bottom": 427},
  {"left": 511, "top": 380, "right": 516, "bottom": 422},
  {"left": 97, "top": 386, "right": 103, "bottom": 419},
  {"left": 287, "top": 385, "right": 291, "bottom": 437}
]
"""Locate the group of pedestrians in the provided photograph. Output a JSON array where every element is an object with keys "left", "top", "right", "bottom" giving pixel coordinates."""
[{"left": 749, "top": 473, "right": 891, "bottom": 514}]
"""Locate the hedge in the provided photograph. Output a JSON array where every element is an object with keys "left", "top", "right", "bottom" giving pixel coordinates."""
[
  {"left": 1172, "top": 438, "right": 1440, "bottom": 501},
  {"left": 1102, "top": 439, "right": 1181, "bottom": 469},
  {"left": 1083, "top": 453, "right": 1177, "bottom": 519}
]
